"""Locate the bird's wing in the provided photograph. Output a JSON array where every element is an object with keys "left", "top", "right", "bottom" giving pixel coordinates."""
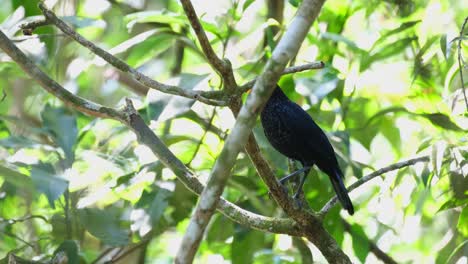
[{"left": 278, "top": 102, "right": 338, "bottom": 167}]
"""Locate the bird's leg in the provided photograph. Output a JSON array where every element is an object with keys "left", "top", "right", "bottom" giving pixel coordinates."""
[
  {"left": 292, "top": 168, "right": 310, "bottom": 200},
  {"left": 279, "top": 166, "right": 311, "bottom": 184}
]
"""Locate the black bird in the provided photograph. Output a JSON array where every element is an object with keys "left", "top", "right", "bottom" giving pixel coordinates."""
[{"left": 260, "top": 85, "right": 354, "bottom": 215}]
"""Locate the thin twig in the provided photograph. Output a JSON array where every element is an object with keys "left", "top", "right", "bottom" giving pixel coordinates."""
[
  {"left": 1, "top": 87, "right": 6, "bottom": 102},
  {"left": 1, "top": 215, "right": 48, "bottom": 224},
  {"left": 109, "top": 240, "right": 150, "bottom": 263},
  {"left": 319, "top": 156, "right": 430, "bottom": 215},
  {"left": 187, "top": 108, "right": 217, "bottom": 168},
  {"left": 342, "top": 220, "right": 397, "bottom": 264},
  {"left": 238, "top": 61, "right": 325, "bottom": 93},
  {"left": 90, "top": 247, "right": 115, "bottom": 264},
  {"left": 199, "top": 61, "right": 326, "bottom": 99},
  {"left": 36, "top": 3, "right": 227, "bottom": 106},
  {"left": 19, "top": 19, "right": 50, "bottom": 35},
  {"left": 457, "top": 16, "right": 468, "bottom": 111},
  {"left": 1, "top": 230, "right": 36, "bottom": 249}
]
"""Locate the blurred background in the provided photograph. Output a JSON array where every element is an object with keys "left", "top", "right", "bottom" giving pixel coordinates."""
[{"left": 0, "top": 0, "right": 467, "bottom": 263}]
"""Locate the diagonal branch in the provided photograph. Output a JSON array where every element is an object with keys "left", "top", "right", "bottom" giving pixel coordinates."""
[
  {"left": 36, "top": 2, "right": 226, "bottom": 106},
  {"left": 320, "top": 156, "right": 430, "bottom": 215},
  {"left": 0, "top": 30, "right": 124, "bottom": 121},
  {"left": 175, "top": 1, "right": 349, "bottom": 263},
  {"left": 341, "top": 220, "right": 397, "bottom": 264},
  {"left": 179, "top": 0, "right": 237, "bottom": 90},
  {"left": 0, "top": 28, "right": 300, "bottom": 236},
  {"left": 237, "top": 61, "right": 325, "bottom": 93}
]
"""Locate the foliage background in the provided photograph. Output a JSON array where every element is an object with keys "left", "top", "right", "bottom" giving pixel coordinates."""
[{"left": 0, "top": 0, "right": 467, "bottom": 263}]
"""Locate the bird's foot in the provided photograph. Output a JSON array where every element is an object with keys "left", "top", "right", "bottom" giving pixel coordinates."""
[
  {"left": 292, "top": 189, "right": 306, "bottom": 209},
  {"left": 278, "top": 166, "right": 311, "bottom": 184}
]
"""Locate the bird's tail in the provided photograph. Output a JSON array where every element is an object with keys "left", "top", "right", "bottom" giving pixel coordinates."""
[{"left": 330, "top": 169, "right": 354, "bottom": 215}]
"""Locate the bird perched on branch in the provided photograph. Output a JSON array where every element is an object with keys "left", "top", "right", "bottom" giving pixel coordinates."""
[{"left": 260, "top": 85, "right": 354, "bottom": 215}]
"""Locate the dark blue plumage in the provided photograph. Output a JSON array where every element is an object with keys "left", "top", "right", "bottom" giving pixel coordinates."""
[{"left": 261, "top": 86, "right": 354, "bottom": 215}]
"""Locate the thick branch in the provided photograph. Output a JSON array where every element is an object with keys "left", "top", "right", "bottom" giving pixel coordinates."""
[
  {"left": 122, "top": 99, "right": 300, "bottom": 235},
  {"left": 175, "top": 1, "right": 339, "bottom": 263},
  {"left": 230, "top": 101, "right": 351, "bottom": 264},
  {"left": 36, "top": 3, "right": 226, "bottom": 106},
  {"left": 320, "top": 156, "right": 430, "bottom": 215},
  {"left": 238, "top": 61, "right": 325, "bottom": 93},
  {"left": 179, "top": 0, "right": 237, "bottom": 90}
]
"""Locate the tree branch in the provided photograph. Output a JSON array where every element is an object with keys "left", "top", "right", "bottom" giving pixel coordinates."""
[
  {"left": 0, "top": 30, "right": 124, "bottom": 121},
  {"left": 121, "top": 99, "right": 300, "bottom": 235},
  {"left": 200, "top": 61, "right": 326, "bottom": 99},
  {"left": 175, "top": 1, "right": 340, "bottom": 263},
  {"left": 35, "top": 3, "right": 227, "bottom": 106},
  {"left": 0, "top": 28, "right": 300, "bottom": 237},
  {"left": 320, "top": 156, "right": 430, "bottom": 215},
  {"left": 179, "top": 0, "right": 237, "bottom": 90},
  {"left": 237, "top": 61, "right": 325, "bottom": 93}
]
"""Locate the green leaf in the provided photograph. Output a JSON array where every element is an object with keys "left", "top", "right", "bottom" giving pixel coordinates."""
[
  {"left": 242, "top": 0, "right": 256, "bottom": 11},
  {"left": 420, "top": 113, "right": 462, "bottom": 131},
  {"left": 232, "top": 226, "right": 264, "bottom": 264},
  {"left": 437, "top": 198, "right": 466, "bottom": 212},
  {"left": 78, "top": 208, "right": 129, "bottom": 246},
  {"left": 420, "top": 164, "right": 431, "bottom": 187},
  {"left": 416, "top": 137, "right": 433, "bottom": 153},
  {"left": 30, "top": 163, "right": 68, "bottom": 208},
  {"left": 440, "top": 34, "right": 448, "bottom": 59},
  {"left": 0, "top": 135, "right": 42, "bottom": 149},
  {"left": 445, "top": 240, "right": 468, "bottom": 264},
  {"left": 457, "top": 206, "right": 468, "bottom": 237},
  {"left": 450, "top": 171, "right": 468, "bottom": 200},
  {"left": 380, "top": 117, "right": 401, "bottom": 154},
  {"left": 41, "top": 105, "right": 78, "bottom": 167},
  {"left": 147, "top": 74, "right": 208, "bottom": 121},
  {"left": 126, "top": 34, "right": 175, "bottom": 68},
  {"left": 288, "top": 0, "right": 302, "bottom": 8},
  {"left": 53, "top": 240, "right": 79, "bottom": 264},
  {"left": 350, "top": 224, "right": 370, "bottom": 263},
  {"left": 0, "top": 164, "right": 34, "bottom": 191},
  {"left": 108, "top": 28, "right": 173, "bottom": 56},
  {"left": 321, "top": 32, "right": 364, "bottom": 53},
  {"left": 135, "top": 187, "right": 171, "bottom": 228},
  {"left": 125, "top": 10, "right": 187, "bottom": 30},
  {"left": 169, "top": 181, "right": 197, "bottom": 223},
  {"left": 371, "top": 37, "right": 417, "bottom": 62},
  {"left": 207, "top": 214, "right": 234, "bottom": 243},
  {"left": 0, "top": 119, "right": 9, "bottom": 139},
  {"left": 371, "top": 20, "right": 421, "bottom": 50}
]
